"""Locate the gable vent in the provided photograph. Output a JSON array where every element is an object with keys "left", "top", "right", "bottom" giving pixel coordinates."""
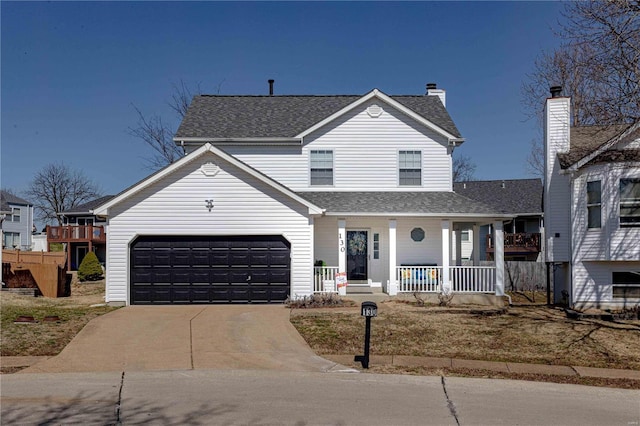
[
  {"left": 367, "top": 104, "right": 383, "bottom": 118},
  {"left": 201, "top": 162, "right": 220, "bottom": 177}
]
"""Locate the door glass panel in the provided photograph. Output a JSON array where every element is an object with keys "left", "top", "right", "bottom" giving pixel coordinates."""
[{"left": 347, "top": 231, "right": 368, "bottom": 281}]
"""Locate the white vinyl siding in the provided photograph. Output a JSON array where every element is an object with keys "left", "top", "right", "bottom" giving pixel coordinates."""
[
  {"left": 573, "top": 165, "right": 640, "bottom": 262},
  {"left": 398, "top": 150, "right": 422, "bottom": 186},
  {"left": 310, "top": 150, "right": 333, "bottom": 186},
  {"left": 104, "top": 151, "right": 314, "bottom": 304},
  {"left": 216, "top": 100, "right": 452, "bottom": 191},
  {"left": 544, "top": 96, "right": 571, "bottom": 262},
  {"left": 573, "top": 261, "right": 640, "bottom": 307}
]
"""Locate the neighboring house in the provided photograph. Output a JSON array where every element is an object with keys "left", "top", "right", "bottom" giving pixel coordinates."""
[
  {"left": 1, "top": 190, "right": 34, "bottom": 251},
  {"left": 95, "top": 84, "right": 513, "bottom": 305},
  {"left": 544, "top": 86, "right": 640, "bottom": 309},
  {"left": 46, "top": 195, "right": 113, "bottom": 270},
  {"left": 453, "top": 179, "right": 543, "bottom": 261}
]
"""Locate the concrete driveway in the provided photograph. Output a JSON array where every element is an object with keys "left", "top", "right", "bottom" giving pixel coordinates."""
[{"left": 22, "top": 306, "right": 349, "bottom": 374}]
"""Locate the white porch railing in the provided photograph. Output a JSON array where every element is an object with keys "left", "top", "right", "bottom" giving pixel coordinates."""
[
  {"left": 396, "top": 265, "right": 496, "bottom": 293},
  {"left": 450, "top": 266, "right": 495, "bottom": 293},
  {"left": 396, "top": 266, "right": 442, "bottom": 293},
  {"left": 314, "top": 266, "right": 339, "bottom": 293}
]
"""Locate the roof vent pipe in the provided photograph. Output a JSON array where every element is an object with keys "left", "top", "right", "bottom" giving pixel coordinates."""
[
  {"left": 501, "top": 180, "right": 506, "bottom": 189},
  {"left": 268, "top": 79, "right": 275, "bottom": 96},
  {"left": 550, "top": 86, "right": 562, "bottom": 98}
]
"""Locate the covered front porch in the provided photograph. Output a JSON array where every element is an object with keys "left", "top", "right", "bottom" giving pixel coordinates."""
[{"left": 310, "top": 216, "right": 506, "bottom": 297}]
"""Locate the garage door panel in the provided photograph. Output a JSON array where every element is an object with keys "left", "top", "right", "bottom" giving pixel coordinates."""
[{"left": 130, "top": 236, "right": 290, "bottom": 304}]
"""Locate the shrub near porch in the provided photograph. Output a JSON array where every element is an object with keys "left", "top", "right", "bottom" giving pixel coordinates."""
[{"left": 289, "top": 300, "right": 640, "bottom": 370}]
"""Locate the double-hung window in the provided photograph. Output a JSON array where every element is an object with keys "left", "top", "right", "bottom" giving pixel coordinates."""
[
  {"left": 620, "top": 178, "right": 640, "bottom": 227},
  {"left": 3, "top": 232, "right": 20, "bottom": 249},
  {"left": 9, "top": 207, "right": 21, "bottom": 223},
  {"left": 587, "top": 180, "right": 601, "bottom": 229},
  {"left": 399, "top": 150, "right": 421, "bottom": 186},
  {"left": 310, "top": 150, "right": 333, "bottom": 186}
]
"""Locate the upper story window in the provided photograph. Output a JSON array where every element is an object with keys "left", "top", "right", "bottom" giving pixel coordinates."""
[
  {"left": 399, "top": 150, "right": 421, "bottom": 186},
  {"left": 310, "top": 150, "right": 333, "bottom": 186},
  {"left": 620, "top": 178, "right": 640, "bottom": 227},
  {"left": 461, "top": 230, "right": 470, "bottom": 242},
  {"left": 8, "top": 207, "right": 21, "bottom": 223},
  {"left": 587, "top": 180, "right": 601, "bottom": 229}
]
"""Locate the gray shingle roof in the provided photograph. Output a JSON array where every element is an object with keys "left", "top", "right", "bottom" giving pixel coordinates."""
[
  {"left": 297, "top": 191, "right": 503, "bottom": 216},
  {"left": 453, "top": 179, "right": 542, "bottom": 215},
  {"left": 0, "top": 190, "right": 32, "bottom": 211},
  {"left": 175, "top": 93, "right": 462, "bottom": 140},
  {"left": 61, "top": 195, "right": 115, "bottom": 215},
  {"left": 558, "top": 124, "right": 637, "bottom": 168}
]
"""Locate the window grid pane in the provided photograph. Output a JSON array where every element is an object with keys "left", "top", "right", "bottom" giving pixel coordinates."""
[
  {"left": 587, "top": 180, "right": 601, "bottom": 229},
  {"left": 399, "top": 150, "right": 421, "bottom": 186},
  {"left": 620, "top": 179, "right": 640, "bottom": 226},
  {"left": 310, "top": 150, "right": 333, "bottom": 186}
]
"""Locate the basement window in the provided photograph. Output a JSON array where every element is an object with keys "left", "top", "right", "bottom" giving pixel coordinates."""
[{"left": 612, "top": 271, "right": 640, "bottom": 299}]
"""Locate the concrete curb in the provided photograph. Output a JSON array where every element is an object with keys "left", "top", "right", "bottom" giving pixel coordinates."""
[
  {"left": 2, "top": 354, "right": 639, "bottom": 381},
  {"left": 323, "top": 354, "right": 640, "bottom": 380}
]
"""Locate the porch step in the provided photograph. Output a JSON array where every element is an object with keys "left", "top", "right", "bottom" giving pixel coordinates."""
[{"left": 345, "top": 286, "right": 384, "bottom": 295}]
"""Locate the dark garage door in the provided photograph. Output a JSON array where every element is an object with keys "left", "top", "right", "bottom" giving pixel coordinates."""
[{"left": 130, "top": 235, "right": 291, "bottom": 304}]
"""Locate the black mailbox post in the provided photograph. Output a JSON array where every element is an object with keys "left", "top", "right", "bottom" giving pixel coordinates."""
[{"left": 354, "top": 301, "right": 377, "bottom": 368}]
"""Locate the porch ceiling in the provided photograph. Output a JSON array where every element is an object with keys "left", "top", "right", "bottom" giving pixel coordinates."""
[{"left": 298, "top": 191, "right": 511, "bottom": 218}]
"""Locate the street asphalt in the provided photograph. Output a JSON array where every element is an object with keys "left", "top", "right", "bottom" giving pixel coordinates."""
[{"left": 2, "top": 369, "right": 639, "bottom": 425}]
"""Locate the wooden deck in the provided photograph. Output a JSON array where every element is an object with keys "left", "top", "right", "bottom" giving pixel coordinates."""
[{"left": 486, "top": 232, "right": 541, "bottom": 254}]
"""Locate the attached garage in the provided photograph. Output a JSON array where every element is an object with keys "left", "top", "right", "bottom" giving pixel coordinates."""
[{"left": 130, "top": 235, "right": 291, "bottom": 304}]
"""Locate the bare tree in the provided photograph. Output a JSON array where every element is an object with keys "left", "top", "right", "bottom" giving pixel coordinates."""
[
  {"left": 25, "top": 163, "right": 102, "bottom": 226},
  {"left": 452, "top": 154, "right": 477, "bottom": 182},
  {"left": 129, "top": 79, "right": 224, "bottom": 170},
  {"left": 521, "top": 1, "right": 640, "bottom": 173},
  {"left": 525, "top": 136, "right": 545, "bottom": 179}
]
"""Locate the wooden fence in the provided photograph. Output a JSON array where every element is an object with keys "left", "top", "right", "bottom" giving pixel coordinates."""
[
  {"left": 2, "top": 249, "right": 69, "bottom": 297},
  {"left": 2, "top": 249, "right": 66, "bottom": 266}
]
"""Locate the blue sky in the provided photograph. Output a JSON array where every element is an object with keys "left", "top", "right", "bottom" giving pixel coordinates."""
[{"left": 1, "top": 1, "right": 563, "bottom": 200}]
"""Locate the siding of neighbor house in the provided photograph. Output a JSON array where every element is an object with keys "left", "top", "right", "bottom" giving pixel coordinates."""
[
  {"left": 544, "top": 97, "right": 572, "bottom": 263},
  {"left": 2, "top": 204, "right": 34, "bottom": 250},
  {"left": 573, "top": 261, "right": 640, "bottom": 307},
  {"left": 218, "top": 100, "right": 452, "bottom": 192},
  {"left": 572, "top": 164, "right": 640, "bottom": 263},
  {"left": 104, "top": 151, "right": 312, "bottom": 304}
]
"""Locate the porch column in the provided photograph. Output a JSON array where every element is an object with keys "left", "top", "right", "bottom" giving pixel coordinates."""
[
  {"left": 338, "top": 219, "right": 346, "bottom": 274},
  {"left": 454, "top": 227, "right": 462, "bottom": 266},
  {"left": 309, "top": 217, "right": 315, "bottom": 296},
  {"left": 494, "top": 220, "right": 505, "bottom": 296},
  {"left": 388, "top": 219, "right": 397, "bottom": 295},
  {"left": 472, "top": 224, "right": 480, "bottom": 265},
  {"left": 441, "top": 220, "right": 450, "bottom": 292}
]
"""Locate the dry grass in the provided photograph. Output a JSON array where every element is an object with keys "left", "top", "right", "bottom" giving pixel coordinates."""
[
  {"left": 1, "top": 276, "right": 118, "bottom": 358},
  {"left": 290, "top": 300, "right": 640, "bottom": 370}
]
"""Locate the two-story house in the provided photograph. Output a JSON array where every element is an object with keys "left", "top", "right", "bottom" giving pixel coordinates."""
[
  {"left": 95, "top": 84, "right": 511, "bottom": 305},
  {"left": 544, "top": 86, "right": 640, "bottom": 309},
  {"left": 1, "top": 190, "right": 34, "bottom": 251},
  {"left": 453, "top": 179, "right": 543, "bottom": 262},
  {"left": 46, "top": 195, "right": 113, "bottom": 270}
]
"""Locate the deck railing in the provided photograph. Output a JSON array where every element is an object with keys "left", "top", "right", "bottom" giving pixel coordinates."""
[
  {"left": 313, "top": 266, "right": 339, "bottom": 293},
  {"left": 486, "top": 232, "right": 541, "bottom": 252},
  {"left": 396, "top": 265, "right": 496, "bottom": 293},
  {"left": 46, "top": 225, "right": 106, "bottom": 243}
]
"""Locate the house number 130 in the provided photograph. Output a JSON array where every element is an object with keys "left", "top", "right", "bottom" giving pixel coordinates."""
[{"left": 339, "top": 233, "right": 345, "bottom": 252}]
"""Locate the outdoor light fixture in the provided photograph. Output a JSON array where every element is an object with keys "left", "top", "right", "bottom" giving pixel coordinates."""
[{"left": 205, "top": 199, "right": 214, "bottom": 212}]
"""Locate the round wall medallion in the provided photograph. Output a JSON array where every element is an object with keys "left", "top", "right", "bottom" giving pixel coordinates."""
[{"left": 411, "top": 227, "right": 425, "bottom": 242}]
